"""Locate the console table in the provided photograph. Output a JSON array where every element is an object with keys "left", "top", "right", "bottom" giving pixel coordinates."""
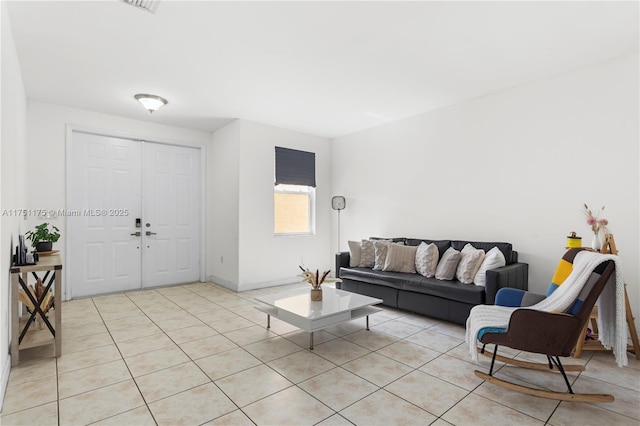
[{"left": 10, "top": 255, "right": 62, "bottom": 366}]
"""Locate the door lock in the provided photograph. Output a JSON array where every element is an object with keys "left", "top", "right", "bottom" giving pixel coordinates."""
[
  {"left": 130, "top": 231, "right": 141, "bottom": 237},
  {"left": 145, "top": 231, "right": 157, "bottom": 236}
]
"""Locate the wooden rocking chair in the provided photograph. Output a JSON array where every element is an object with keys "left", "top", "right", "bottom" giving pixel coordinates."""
[{"left": 473, "top": 248, "right": 617, "bottom": 402}]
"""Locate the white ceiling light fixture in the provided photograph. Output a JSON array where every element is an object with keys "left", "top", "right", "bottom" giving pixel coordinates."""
[
  {"left": 134, "top": 94, "right": 167, "bottom": 114},
  {"left": 120, "top": 0, "right": 161, "bottom": 14}
]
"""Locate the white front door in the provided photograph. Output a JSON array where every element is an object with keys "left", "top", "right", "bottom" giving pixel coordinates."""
[
  {"left": 68, "top": 133, "right": 143, "bottom": 298},
  {"left": 68, "top": 132, "right": 201, "bottom": 298},
  {"left": 142, "top": 142, "right": 201, "bottom": 287}
]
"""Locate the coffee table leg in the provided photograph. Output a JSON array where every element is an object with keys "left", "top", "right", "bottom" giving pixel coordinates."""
[
  {"left": 267, "top": 314, "right": 271, "bottom": 329},
  {"left": 310, "top": 332, "right": 314, "bottom": 350},
  {"left": 366, "top": 315, "right": 370, "bottom": 330}
]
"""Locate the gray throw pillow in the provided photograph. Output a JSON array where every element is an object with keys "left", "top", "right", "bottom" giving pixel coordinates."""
[
  {"left": 373, "top": 240, "right": 392, "bottom": 271},
  {"left": 358, "top": 240, "right": 375, "bottom": 268},
  {"left": 348, "top": 240, "right": 362, "bottom": 267},
  {"left": 456, "top": 243, "right": 486, "bottom": 284},
  {"left": 435, "top": 247, "right": 462, "bottom": 280},
  {"left": 383, "top": 244, "right": 418, "bottom": 273},
  {"left": 415, "top": 242, "right": 439, "bottom": 278}
]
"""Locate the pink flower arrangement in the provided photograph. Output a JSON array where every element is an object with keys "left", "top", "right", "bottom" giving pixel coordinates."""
[{"left": 583, "top": 204, "right": 609, "bottom": 235}]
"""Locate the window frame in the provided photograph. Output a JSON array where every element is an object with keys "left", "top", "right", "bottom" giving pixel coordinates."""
[{"left": 273, "top": 183, "right": 316, "bottom": 237}]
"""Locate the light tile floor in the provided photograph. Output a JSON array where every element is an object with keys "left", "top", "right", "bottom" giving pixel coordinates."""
[{"left": 1, "top": 282, "right": 639, "bottom": 425}]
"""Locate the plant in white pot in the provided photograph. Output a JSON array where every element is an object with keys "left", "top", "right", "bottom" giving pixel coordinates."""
[{"left": 25, "top": 223, "right": 60, "bottom": 252}]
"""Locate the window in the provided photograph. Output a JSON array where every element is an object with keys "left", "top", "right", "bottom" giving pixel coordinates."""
[
  {"left": 274, "top": 184, "right": 315, "bottom": 234},
  {"left": 274, "top": 147, "right": 316, "bottom": 235}
]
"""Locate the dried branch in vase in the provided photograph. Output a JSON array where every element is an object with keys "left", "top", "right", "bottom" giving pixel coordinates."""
[{"left": 298, "top": 265, "right": 339, "bottom": 290}]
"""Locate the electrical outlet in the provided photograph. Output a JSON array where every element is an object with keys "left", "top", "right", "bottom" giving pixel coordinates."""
[{"left": 220, "top": 256, "right": 224, "bottom": 263}]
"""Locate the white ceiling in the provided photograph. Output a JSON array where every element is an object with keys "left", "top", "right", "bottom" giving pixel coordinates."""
[{"left": 5, "top": 1, "right": 639, "bottom": 138}]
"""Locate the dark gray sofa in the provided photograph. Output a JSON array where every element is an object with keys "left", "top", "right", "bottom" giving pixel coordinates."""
[{"left": 335, "top": 238, "right": 528, "bottom": 325}]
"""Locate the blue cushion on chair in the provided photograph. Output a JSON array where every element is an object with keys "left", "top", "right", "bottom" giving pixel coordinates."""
[
  {"left": 478, "top": 327, "right": 507, "bottom": 340},
  {"left": 495, "top": 288, "right": 526, "bottom": 307}
]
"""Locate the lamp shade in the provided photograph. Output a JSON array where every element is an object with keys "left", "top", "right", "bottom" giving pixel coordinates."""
[
  {"left": 134, "top": 94, "right": 167, "bottom": 113},
  {"left": 332, "top": 196, "right": 345, "bottom": 210}
]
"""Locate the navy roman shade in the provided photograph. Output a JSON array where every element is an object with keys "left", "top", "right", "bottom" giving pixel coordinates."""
[{"left": 275, "top": 146, "right": 316, "bottom": 187}]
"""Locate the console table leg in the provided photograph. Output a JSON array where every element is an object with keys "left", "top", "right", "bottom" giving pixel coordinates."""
[
  {"left": 310, "top": 332, "right": 314, "bottom": 350},
  {"left": 267, "top": 315, "right": 270, "bottom": 329},
  {"left": 366, "top": 315, "right": 370, "bottom": 331}
]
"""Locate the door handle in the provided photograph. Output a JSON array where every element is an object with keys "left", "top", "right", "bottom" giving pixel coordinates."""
[
  {"left": 145, "top": 231, "right": 157, "bottom": 236},
  {"left": 130, "top": 232, "right": 141, "bottom": 236}
]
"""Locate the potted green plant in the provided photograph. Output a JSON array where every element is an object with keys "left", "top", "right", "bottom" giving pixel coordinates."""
[{"left": 25, "top": 223, "right": 60, "bottom": 252}]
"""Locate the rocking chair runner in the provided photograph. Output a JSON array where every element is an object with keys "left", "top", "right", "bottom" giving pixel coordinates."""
[{"left": 467, "top": 248, "right": 626, "bottom": 403}]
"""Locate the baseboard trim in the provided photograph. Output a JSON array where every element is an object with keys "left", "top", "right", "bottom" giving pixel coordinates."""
[
  {"left": 238, "top": 276, "right": 301, "bottom": 292},
  {"left": 207, "top": 275, "right": 301, "bottom": 293},
  {"left": 208, "top": 275, "right": 239, "bottom": 292},
  {"left": 0, "top": 355, "right": 11, "bottom": 411}
]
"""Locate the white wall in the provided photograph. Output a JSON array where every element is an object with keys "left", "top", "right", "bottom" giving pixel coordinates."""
[
  {"left": 208, "top": 119, "right": 332, "bottom": 291},
  {"left": 207, "top": 120, "right": 240, "bottom": 286},
  {"left": 331, "top": 53, "right": 639, "bottom": 329},
  {"left": 0, "top": 0, "right": 28, "bottom": 408},
  {"left": 237, "top": 120, "right": 332, "bottom": 290},
  {"left": 25, "top": 101, "right": 211, "bottom": 299}
]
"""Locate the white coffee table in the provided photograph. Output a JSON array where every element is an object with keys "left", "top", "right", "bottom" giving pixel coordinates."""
[{"left": 254, "top": 287, "right": 383, "bottom": 349}]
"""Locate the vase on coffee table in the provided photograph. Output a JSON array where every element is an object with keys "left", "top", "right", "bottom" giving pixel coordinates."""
[{"left": 310, "top": 288, "right": 322, "bottom": 301}]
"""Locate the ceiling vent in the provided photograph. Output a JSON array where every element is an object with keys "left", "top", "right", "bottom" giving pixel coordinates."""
[{"left": 120, "top": 0, "right": 160, "bottom": 14}]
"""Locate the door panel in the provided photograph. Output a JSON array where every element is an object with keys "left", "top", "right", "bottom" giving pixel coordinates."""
[
  {"left": 68, "top": 133, "right": 142, "bottom": 298},
  {"left": 142, "top": 143, "right": 201, "bottom": 287}
]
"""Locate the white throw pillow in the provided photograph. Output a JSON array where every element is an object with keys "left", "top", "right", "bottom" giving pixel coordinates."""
[
  {"left": 383, "top": 244, "right": 418, "bottom": 273},
  {"left": 474, "top": 246, "right": 506, "bottom": 287},
  {"left": 415, "top": 242, "right": 439, "bottom": 278},
  {"left": 358, "top": 239, "right": 375, "bottom": 268},
  {"left": 435, "top": 247, "right": 461, "bottom": 280},
  {"left": 456, "top": 244, "right": 486, "bottom": 284},
  {"left": 348, "top": 240, "right": 362, "bottom": 267}
]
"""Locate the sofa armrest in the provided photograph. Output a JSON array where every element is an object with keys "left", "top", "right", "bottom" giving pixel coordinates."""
[
  {"left": 485, "top": 262, "right": 529, "bottom": 305},
  {"left": 335, "top": 251, "right": 350, "bottom": 277}
]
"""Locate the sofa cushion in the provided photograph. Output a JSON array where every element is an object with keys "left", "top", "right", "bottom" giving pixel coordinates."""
[
  {"left": 415, "top": 242, "right": 439, "bottom": 278},
  {"left": 474, "top": 246, "right": 506, "bottom": 287},
  {"left": 451, "top": 241, "right": 513, "bottom": 265},
  {"left": 348, "top": 240, "right": 362, "bottom": 267},
  {"left": 456, "top": 244, "right": 486, "bottom": 284},
  {"left": 383, "top": 244, "right": 418, "bottom": 273},
  {"left": 371, "top": 237, "right": 406, "bottom": 244},
  {"left": 359, "top": 240, "right": 375, "bottom": 268},
  {"left": 339, "top": 267, "right": 485, "bottom": 305},
  {"left": 435, "top": 247, "right": 461, "bottom": 280},
  {"left": 405, "top": 239, "right": 451, "bottom": 259}
]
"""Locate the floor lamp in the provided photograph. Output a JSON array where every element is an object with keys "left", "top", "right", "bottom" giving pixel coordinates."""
[{"left": 331, "top": 196, "right": 346, "bottom": 253}]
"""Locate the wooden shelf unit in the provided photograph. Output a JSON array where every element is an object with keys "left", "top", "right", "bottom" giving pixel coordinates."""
[
  {"left": 10, "top": 254, "right": 62, "bottom": 366},
  {"left": 572, "top": 235, "right": 639, "bottom": 360}
]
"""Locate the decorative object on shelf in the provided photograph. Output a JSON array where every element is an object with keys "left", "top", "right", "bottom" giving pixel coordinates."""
[
  {"left": 583, "top": 204, "right": 608, "bottom": 252},
  {"left": 14, "top": 234, "right": 36, "bottom": 265},
  {"left": 18, "top": 278, "right": 54, "bottom": 330},
  {"left": 566, "top": 232, "right": 582, "bottom": 248},
  {"left": 591, "top": 233, "right": 602, "bottom": 252},
  {"left": 331, "top": 196, "right": 346, "bottom": 253},
  {"left": 25, "top": 222, "right": 60, "bottom": 252},
  {"left": 299, "top": 266, "right": 340, "bottom": 301}
]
